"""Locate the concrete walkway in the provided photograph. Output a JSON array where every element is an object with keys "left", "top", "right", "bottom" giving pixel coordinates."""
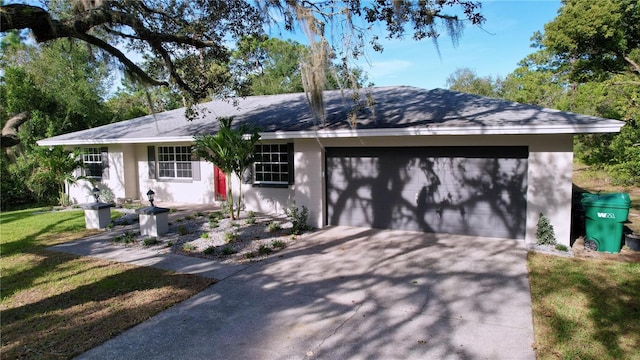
[{"left": 50, "top": 225, "right": 535, "bottom": 360}]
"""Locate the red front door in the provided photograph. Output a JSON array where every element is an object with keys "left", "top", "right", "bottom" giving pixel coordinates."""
[{"left": 214, "top": 166, "right": 226, "bottom": 201}]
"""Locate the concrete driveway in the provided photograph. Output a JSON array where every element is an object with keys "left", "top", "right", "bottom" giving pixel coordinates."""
[{"left": 75, "top": 226, "right": 535, "bottom": 360}]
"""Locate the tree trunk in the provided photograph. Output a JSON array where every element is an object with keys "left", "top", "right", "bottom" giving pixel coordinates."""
[
  {"left": 226, "top": 173, "right": 234, "bottom": 220},
  {"left": 1, "top": 111, "right": 30, "bottom": 148}
]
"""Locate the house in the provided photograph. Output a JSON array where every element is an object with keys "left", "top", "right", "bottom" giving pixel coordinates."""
[{"left": 37, "top": 86, "right": 624, "bottom": 247}]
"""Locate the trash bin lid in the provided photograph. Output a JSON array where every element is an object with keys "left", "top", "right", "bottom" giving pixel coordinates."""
[{"left": 581, "top": 192, "right": 631, "bottom": 208}]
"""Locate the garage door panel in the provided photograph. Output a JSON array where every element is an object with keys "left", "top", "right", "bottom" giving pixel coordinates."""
[{"left": 326, "top": 147, "right": 528, "bottom": 239}]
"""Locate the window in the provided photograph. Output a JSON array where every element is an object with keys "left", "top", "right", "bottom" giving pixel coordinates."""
[
  {"left": 254, "top": 144, "right": 292, "bottom": 185},
  {"left": 158, "top": 146, "right": 192, "bottom": 179},
  {"left": 82, "top": 147, "right": 104, "bottom": 178}
]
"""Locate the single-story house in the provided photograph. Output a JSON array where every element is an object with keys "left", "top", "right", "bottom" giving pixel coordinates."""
[{"left": 38, "top": 86, "right": 624, "bottom": 247}]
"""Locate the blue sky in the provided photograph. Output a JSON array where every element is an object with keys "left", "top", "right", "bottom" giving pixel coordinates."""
[
  {"left": 271, "top": 0, "right": 563, "bottom": 90},
  {"left": 365, "top": 0, "right": 562, "bottom": 89}
]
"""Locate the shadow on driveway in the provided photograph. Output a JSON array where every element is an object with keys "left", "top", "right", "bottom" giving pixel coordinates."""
[{"left": 75, "top": 226, "right": 535, "bottom": 360}]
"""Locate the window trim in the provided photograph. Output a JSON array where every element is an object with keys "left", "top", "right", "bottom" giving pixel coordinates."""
[
  {"left": 157, "top": 145, "right": 193, "bottom": 180},
  {"left": 253, "top": 143, "right": 293, "bottom": 187},
  {"left": 81, "top": 147, "right": 107, "bottom": 179}
]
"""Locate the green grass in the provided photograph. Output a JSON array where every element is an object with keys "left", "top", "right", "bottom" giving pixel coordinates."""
[
  {"left": 528, "top": 253, "right": 640, "bottom": 359},
  {"left": 0, "top": 208, "right": 213, "bottom": 359}
]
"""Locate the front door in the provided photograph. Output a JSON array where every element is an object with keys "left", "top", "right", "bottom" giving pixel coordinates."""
[{"left": 214, "top": 166, "right": 227, "bottom": 201}]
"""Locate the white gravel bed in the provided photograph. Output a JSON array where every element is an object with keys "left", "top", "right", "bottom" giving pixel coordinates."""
[{"left": 111, "top": 210, "right": 312, "bottom": 263}]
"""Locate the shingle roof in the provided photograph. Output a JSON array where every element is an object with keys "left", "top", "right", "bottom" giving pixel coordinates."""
[{"left": 38, "top": 86, "right": 624, "bottom": 146}]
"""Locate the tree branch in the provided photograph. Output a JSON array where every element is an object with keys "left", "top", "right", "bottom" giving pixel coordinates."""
[
  {"left": 1, "top": 111, "right": 30, "bottom": 148},
  {"left": 623, "top": 55, "right": 640, "bottom": 77},
  {"left": 73, "top": 32, "right": 168, "bottom": 87}
]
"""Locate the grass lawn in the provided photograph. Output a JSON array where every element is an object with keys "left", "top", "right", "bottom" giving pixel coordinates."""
[
  {"left": 0, "top": 208, "right": 214, "bottom": 359},
  {"left": 527, "top": 162, "right": 640, "bottom": 359},
  {"left": 528, "top": 254, "right": 640, "bottom": 359}
]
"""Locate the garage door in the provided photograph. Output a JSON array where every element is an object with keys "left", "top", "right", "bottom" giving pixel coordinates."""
[{"left": 326, "top": 147, "right": 528, "bottom": 239}]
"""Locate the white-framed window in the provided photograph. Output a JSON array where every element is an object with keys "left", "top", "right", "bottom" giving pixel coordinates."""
[
  {"left": 253, "top": 144, "right": 291, "bottom": 185},
  {"left": 158, "top": 146, "right": 192, "bottom": 179},
  {"left": 82, "top": 147, "right": 104, "bottom": 179}
]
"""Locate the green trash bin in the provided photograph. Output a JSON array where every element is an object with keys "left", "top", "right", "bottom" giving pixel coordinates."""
[{"left": 581, "top": 192, "right": 631, "bottom": 253}]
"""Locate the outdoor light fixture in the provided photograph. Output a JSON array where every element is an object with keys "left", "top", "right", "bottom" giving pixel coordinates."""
[
  {"left": 92, "top": 187, "right": 100, "bottom": 203},
  {"left": 146, "top": 189, "right": 155, "bottom": 207}
]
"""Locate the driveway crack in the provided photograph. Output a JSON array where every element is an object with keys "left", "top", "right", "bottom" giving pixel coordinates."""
[{"left": 305, "top": 300, "right": 365, "bottom": 359}]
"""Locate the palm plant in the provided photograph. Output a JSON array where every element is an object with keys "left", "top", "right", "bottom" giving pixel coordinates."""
[
  {"left": 193, "top": 117, "right": 260, "bottom": 220},
  {"left": 28, "top": 146, "right": 84, "bottom": 206}
]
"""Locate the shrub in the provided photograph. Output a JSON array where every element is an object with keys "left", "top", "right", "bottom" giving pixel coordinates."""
[
  {"left": 203, "top": 246, "right": 216, "bottom": 255},
  {"left": 166, "top": 241, "right": 174, "bottom": 247},
  {"left": 200, "top": 232, "right": 209, "bottom": 239},
  {"left": 555, "top": 244, "right": 569, "bottom": 252},
  {"left": 247, "top": 210, "right": 256, "bottom": 219},
  {"left": 258, "top": 244, "right": 273, "bottom": 255},
  {"left": 245, "top": 217, "right": 256, "bottom": 225},
  {"left": 143, "top": 237, "right": 160, "bottom": 246},
  {"left": 245, "top": 251, "right": 256, "bottom": 259},
  {"left": 209, "top": 219, "right": 219, "bottom": 228},
  {"left": 221, "top": 246, "right": 236, "bottom": 255},
  {"left": 286, "top": 204, "right": 310, "bottom": 235},
  {"left": 536, "top": 213, "right": 556, "bottom": 246},
  {"left": 184, "top": 215, "right": 194, "bottom": 221},
  {"left": 182, "top": 243, "right": 196, "bottom": 252},
  {"left": 195, "top": 211, "right": 204, "bottom": 217},
  {"left": 113, "top": 231, "right": 136, "bottom": 244},
  {"left": 272, "top": 240, "right": 286, "bottom": 249},
  {"left": 267, "top": 221, "right": 281, "bottom": 233},
  {"left": 225, "top": 231, "right": 238, "bottom": 243},
  {"left": 220, "top": 201, "right": 232, "bottom": 217},
  {"left": 177, "top": 225, "right": 188, "bottom": 236}
]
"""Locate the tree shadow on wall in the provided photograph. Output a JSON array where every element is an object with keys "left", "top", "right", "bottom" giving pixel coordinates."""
[{"left": 327, "top": 147, "right": 528, "bottom": 239}]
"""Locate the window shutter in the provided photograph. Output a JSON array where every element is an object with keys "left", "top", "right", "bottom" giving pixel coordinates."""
[
  {"left": 147, "top": 146, "right": 156, "bottom": 179},
  {"left": 192, "top": 160, "right": 201, "bottom": 181},
  {"left": 287, "top": 143, "right": 294, "bottom": 185},
  {"left": 101, "top": 147, "right": 109, "bottom": 180}
]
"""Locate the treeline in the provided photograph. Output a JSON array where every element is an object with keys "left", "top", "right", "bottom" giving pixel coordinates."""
[{"left": 446, "top": 0, "right": 639, "bottom": 186}]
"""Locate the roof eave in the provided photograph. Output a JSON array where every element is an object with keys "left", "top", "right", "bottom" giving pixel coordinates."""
[{"left": 36, "top": 123, "right": 624, "bottom": 146}]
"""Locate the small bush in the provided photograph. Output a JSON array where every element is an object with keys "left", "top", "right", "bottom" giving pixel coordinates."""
[
  {"left": 209, "top": 211, "right": 223, "bottom": 220},
  {"left": 170, "top": 208, "right": 178, "bottom": 213},
  {"left": 182, "top": 243, "right": 196, "bottom": 252},
  {"left": 166, "top": 241, "right": 174, "bottom": 247},
  {"left": 267, "top": 221, "right": 281, "bottom": 233},
  {"left": 231, "top": 222, "right": 240, "bottom": 227},
  {"left": 176, "top": 218, "right": 183, "bottom": 223},
  {"left": 555, "top": 244, "right": 569, "bottom": 252},
  {"left": 258, "top": 244, "right": 273, "bottom": 255},
  {"left": 200, "top": 232, "right": 209, "bottom": 239},
  {"left": 203, "top": 246, "right": 216, "bottom": 255},
  {"left": 272, "top": 240, "right": 286, "bottom": 249},
  {"left": 220, "top": 201, "right": 233, "bottom": 217},
  {"left": 536, "top": 213, "right": 556, "bottom": 246},
  {"left": 177, "top": 225, "right": 188, "bottom": 236},
  {"left": 143, "top": 237, "right": 159, "bottom": 246},
  {"left": 245, "top": 251, "right": 256, "bottom": 259},
  {"left": 113, "top": 231, "right": 136, "bottom": 244},
  {"left": 245, "top": 217, "right": 256, "bottom": 225},
  {"left": 184, "top": 215, "right": 194, "bottom": 221},
  {"left": 209, "top": 219, "right": 219, "bottom": 228},
  {"left": 225, "top": 231, "right": 238, "bottom": 243},
  {"left": 195, "top": 211, "right": 204, "bottom": 217},
  {"left": 221, "top": 246, "right": 236, "bottom": 255},
  {"left": 247, "top": 210, "right": 256, "bottom": 219},
  {"left": 286, "top": 204, "right": 311, "bottom": 235}
]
